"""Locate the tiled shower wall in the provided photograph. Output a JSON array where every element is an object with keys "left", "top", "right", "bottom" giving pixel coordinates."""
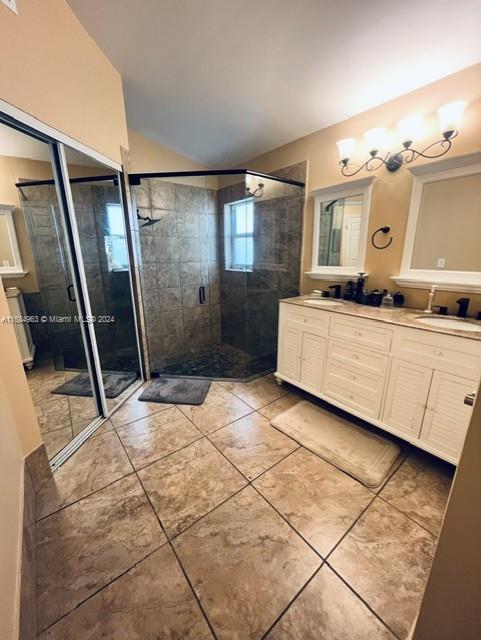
[
  {"left": 219, "top": 162, "right": 306, "bottom": 370},
  {"left": 132, "top": 179, "right": 220, "bottom": 371},
  {"left": 20, "top": 182, "right": 138, "bottom": 372}
]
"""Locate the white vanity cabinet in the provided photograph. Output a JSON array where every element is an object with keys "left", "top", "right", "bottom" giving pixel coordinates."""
[
  {"left": 276, "top": 301, "right": 481, "bottom": 464},
  {"left": 277, "top": 305, "right": 328, "bottom": 394}
]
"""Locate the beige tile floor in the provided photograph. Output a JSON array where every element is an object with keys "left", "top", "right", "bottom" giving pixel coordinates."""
[
  {"left": 27, "top": 360, "right": 140, "bottom": 459},
  {"left": 35, "top": 373, "right": 455, "bottom": 640}
]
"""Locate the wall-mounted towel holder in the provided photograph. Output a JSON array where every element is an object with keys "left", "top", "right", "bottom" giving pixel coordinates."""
[{"left": 371, "top": 226, "right": 393, "bottom": 250}]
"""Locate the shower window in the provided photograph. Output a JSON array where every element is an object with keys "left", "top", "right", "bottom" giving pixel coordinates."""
[
  {"left": 225, "top": 200, "right": 254, "bottom": 271},
  {"left": 105, "top": 203, "right": 129, "bottom": 271}
]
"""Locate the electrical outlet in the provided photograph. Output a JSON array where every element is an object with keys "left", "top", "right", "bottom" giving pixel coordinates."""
[
  {"left": 436, "top": 258, "right": 446, "bottom": 269},
  {"left": 1, "top": 0, "right": 17, "bottom": 14}
]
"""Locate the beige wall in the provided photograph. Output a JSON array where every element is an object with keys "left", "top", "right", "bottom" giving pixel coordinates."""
[
  {"left": 243, "top": 63, "right": 481, "bottom": 313},
  {"left": 0, "top": 284, "right": 41, "bottom": 640},
  {"left": 0, "top": 0, "right": 128, "bottom": 163},
  {"left": 127, "top": 129, "right": 219, "bottom": 189},
  {"left": 0, "top": 2, "right": 129, "bottom": 637},
  {"left": 0, "top": 155, "right": 108, "bottom": 293},
  {"left": 128, "top": 129, "right": 208, "bottom": 173}
]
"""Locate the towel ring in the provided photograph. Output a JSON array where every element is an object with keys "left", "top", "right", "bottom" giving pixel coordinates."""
[{"left": 371, "top": 226, "right": 393, "bottom": 250}]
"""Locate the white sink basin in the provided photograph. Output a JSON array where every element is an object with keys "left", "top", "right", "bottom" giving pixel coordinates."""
[
  {"left": 304, "top": 298, "right": 344, "bottom": 307},
  {"left": 414, "top": 316, "right": 481, "bottom": 333}
]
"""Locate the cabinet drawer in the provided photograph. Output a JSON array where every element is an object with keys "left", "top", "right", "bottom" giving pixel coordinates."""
[
  {"left": 281, "top": 304, "right": 329, "bottom": 337},
  {"left": 328, "top": 340, "right": 388, "bottom": 377},
  {"left": 323, "top": 361, "right": 384, "bottom": 418},
  {"left": 393, "top": 328, "right": 481, "bottom": 380},
  {"left": 329, "top": 316, "right": 392, "bottom": 352}
]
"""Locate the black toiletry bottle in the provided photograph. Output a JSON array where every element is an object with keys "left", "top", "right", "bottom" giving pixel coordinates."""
[
  {"left": 344, "top": 280, "right": 355, "bottom": 301},
  {"left": 355, "top": 273, "right": 367, "bottom": 303},
  {"left": 368, "top": 289, "right": 383, "bottom": 306},
  {"left": 393, "top": 292, "right": 405, "bottom": 307}
]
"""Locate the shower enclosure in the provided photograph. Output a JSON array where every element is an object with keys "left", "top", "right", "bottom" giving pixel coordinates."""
[{"left": 131, "top": 167, "right": 305, "bottom": 380}]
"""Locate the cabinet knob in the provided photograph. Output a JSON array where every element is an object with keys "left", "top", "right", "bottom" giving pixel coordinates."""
[{"left": 464, "top": 392, "right": 476, "bottom": 407}]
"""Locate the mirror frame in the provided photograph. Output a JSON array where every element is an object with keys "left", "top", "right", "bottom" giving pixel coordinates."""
[
  {"left": 0, "top": 203, "right": 26, "bottom": 278},
  {"left": 395, "top": 153, "right": 481, "bottom": 293},
  {"left": 306, "top": 176, "right": 373, "bottom": 280}
]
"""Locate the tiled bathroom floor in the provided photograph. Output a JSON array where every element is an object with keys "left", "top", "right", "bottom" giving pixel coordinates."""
[
  {"left": 27, "top": 360, "right": 139, "bottom": 459},
  {"left": 34, "top": 374, "right": 454, "bottom": 640}
]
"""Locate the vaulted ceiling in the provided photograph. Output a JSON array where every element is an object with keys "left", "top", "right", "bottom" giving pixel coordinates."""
[{"left": 68, "top": 0, "right": 481, "bottom": 166}]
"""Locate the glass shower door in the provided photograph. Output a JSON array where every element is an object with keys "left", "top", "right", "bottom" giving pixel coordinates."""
[{"left": 65, "top": 149, "right": 142, "bottom": 412}]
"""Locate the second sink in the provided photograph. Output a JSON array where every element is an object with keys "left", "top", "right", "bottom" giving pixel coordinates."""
[
  {"left": 304, "top": 298, "right": 345, "bottom": 307},
  {"left": 414, "top": 316, "right": 481, "bottom": 333}
]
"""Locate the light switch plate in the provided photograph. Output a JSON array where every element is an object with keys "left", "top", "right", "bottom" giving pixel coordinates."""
[
  {"left": 1, "top": 0, "right": 18, "bottom": 14},
  {"left": 436, "top": 258, "right": 446, "bottom": 269}
]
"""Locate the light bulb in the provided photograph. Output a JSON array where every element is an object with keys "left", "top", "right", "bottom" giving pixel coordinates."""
[
  {"left": 397, "top": 114, "right": 424, "bottom": 146},
  {"left": 364, "top": 128, "right": 387, "bottom": 155},
  {"left": 336, "top": 138, "right": 356, "bottom": 163},
  {"left": 437, "top": 101, "right": 468, "bottom": 136}
]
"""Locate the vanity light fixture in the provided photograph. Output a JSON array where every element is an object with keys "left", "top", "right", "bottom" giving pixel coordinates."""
[{"left": 337, "top": 101, "right": 468, "bottom": 177}]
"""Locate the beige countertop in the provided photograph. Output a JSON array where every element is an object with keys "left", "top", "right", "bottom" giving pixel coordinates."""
[{"left": 281, "top": 295, "right": 481, "bottom": 341}]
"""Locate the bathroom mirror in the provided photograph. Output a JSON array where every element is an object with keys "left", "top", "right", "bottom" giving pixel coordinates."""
[
  {"left": 0, "top": 204, "right": 25, "bottom": 277},
  {"left": 396, "top": 155, "right": 481, "bottom": 292},
  {"left": 307, "top": 177, "right": 373, "bottom": 280}
]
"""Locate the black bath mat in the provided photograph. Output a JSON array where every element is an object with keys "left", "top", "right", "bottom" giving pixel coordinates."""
[
  {"left": 138, "top": 377, "right": 211, "bottom": 405},
  {"left": 52, "top": 372, "right": 138, "bottom": 399}
]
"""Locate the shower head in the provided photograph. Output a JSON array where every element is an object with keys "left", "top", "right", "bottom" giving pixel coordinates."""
[
  {"left": 246, "top": 182, "right": 264, "bottom": 199},
  {"left": 137, "top": 210, "right": 160, "bottom": 227}
]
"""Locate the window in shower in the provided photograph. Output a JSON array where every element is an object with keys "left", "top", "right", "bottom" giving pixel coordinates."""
[
  {"left": 105, "top": 203, "right": 129, "bottom": 271},
  {"left": 224, "top": 199, "right": 254, "bottom": 271}
]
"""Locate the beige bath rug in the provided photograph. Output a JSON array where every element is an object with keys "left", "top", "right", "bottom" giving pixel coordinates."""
[{"left": 271, "top": 400, "right": 402, "bottom": 488}]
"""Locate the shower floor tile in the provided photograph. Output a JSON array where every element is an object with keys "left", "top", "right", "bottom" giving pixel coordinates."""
[{"left": 152, "top": 342, "right": 276, "bottom": 380}]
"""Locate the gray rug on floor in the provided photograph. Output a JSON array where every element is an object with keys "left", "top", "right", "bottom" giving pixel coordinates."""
[
  {"left": 52, "top": 372, "right": 138, "bottom": 399},
  {"left": 139, "top": 377, "right": 211, "bottom": 405},
  {"left": 272, "top": 400, "right": 402, "bottom": 488}
]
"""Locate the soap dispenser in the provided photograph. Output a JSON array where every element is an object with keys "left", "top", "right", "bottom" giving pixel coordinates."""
[
  {"left": 355, "top": 273, "right": 367, "bottom": 304},
  {"left": 381, "top": 291, "right": 394, "bottom": 308}
]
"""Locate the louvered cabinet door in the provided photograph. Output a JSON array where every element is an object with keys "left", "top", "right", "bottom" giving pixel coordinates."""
[
  {"left": 278, "top": 325, "right": 302, "bottom": 381},
  {"left": 300, "top": 332, "right": 326, "bottom": 393},
  {"left": 382, "top": 359, "right": 433, "bottom": 438},
  {"left": 421, "top": 371, "right": 477, "bottom": 459}
]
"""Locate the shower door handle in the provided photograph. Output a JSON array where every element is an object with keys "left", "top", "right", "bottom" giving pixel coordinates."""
[
  {"left": 199, "top": 286, "right": 206, "bottom": 304},
  {"left": 67, "top": 284, "right": 76, "bottom": 302}
]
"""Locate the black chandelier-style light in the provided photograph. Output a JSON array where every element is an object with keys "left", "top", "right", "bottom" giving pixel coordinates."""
[{"left": 337, "top": 101, "right": 468, "bottom": 177}]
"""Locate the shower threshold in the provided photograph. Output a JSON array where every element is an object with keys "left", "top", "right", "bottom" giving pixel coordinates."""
[{"left": 151, "top": 343, "right": 275, "bottom": 382}]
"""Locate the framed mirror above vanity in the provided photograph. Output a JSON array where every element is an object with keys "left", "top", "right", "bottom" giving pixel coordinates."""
[
  {"left": 0, "top": 203, "right": 25, "bottom": 278},
  {"left": 306, "top": 176, "right": 373, "bottom": 280},
  {"left": 395, "top": 153, "right": 481, "bottom": 292}
]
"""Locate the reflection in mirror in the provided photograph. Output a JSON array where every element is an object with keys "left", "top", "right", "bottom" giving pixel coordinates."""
[
  {"left": 0, "top": 204, "right": 24, "bottom": 275},
  {"left": 310, "top": 178, "right": 372, "bottom": 278},
  {"left": 317, "top": 194, "right": 363, "bottom": 267},
  {"left": 411, "top": 172, "right": 481, "bottom": 271},
  {"left": 0, "top": 120, "right": 100, "bottom": 458},
  {"left": 64, "top": 147, "right": 142, "bottom": 414}
]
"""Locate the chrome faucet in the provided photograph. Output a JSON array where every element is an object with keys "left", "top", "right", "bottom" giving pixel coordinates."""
[{"left": 424, "top": 285, "right": 437, "bottom": 314}]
